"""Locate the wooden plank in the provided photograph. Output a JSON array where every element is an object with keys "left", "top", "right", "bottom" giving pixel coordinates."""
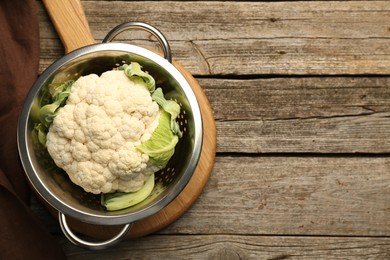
[
  {"left": 57, "top": 234, "right": 390, "bottom": 259},
  {"left": 31, "top": 156, "right": 390, "bottom": 237},
  {"left": 157, "top": 156, "right": 390, "bottom": 236},
  {"left": 216, "top": 114, "right": 390, "bottom": 153},
  {"left": 203, "top": 77, "right": 390, "bottom": 121},
  {"left": 199, "top": 77, "right": 390, "bottom": 153},
  {"left": 37, "top": 1, "right": 390, "bottom": 75}
]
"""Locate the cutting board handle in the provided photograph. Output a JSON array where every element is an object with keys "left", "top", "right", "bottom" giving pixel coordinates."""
[{"left": 42, "top": 0, "right": 96, "bottom": 53}]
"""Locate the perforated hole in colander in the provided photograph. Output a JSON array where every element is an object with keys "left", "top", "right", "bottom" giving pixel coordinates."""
[{"left": 153, "top": 100, "right": 188, "bottom": 186}]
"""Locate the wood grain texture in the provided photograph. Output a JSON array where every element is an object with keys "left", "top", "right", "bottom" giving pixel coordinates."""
[
  {"left": 57, "top": 235, "right": 390, "bottom": 260},
  {"left": 199, "top": 77, "right": 390, "bottom": 153},
  {"left": 42, "top": 0, "right": 95, "bottom": 52},
  {"left": 157, "top": 156, "right": 390, "bottom": 237},
  {"left": 37, "top": 1, "right": 390, "bottom": 75}
]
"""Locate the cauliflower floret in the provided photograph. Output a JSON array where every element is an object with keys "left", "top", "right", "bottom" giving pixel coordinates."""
[{"left": 46, "top": 70, "right": 160, "bottom": 194}]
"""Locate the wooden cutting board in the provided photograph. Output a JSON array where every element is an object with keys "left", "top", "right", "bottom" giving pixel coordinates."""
[{"left": 41, "top": 0, "right": 216, "bottom": 239}]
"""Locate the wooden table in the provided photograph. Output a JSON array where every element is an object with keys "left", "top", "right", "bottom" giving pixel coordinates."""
[{"left": 32, "top": 1, "right": 390, "bottom": 259}]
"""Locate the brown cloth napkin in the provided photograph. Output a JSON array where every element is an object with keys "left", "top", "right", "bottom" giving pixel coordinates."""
[{"left": 0, "top": 1, "right": 66, "bottom": 259}]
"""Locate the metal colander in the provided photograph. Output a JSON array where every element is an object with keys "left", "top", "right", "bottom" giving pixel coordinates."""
[{"left": 17, "top": 22, "right": 203, "bottom": 249}]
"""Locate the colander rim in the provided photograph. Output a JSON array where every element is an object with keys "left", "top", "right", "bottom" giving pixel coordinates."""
[{"left": 17, "top": 42, "right": 203, "bottom": 225}]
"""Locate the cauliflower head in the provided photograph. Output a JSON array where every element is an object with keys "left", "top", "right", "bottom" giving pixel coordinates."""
[{"left": 46, "top": 70, "right": 161, "bottom": 194}]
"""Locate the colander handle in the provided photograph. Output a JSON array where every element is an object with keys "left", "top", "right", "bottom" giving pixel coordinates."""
[
  {"left": 58, "top": 212, "right": 132, "bottom": 250},
  {"left": 102, "top": 22, "right": 172, "bottom": 63}
]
